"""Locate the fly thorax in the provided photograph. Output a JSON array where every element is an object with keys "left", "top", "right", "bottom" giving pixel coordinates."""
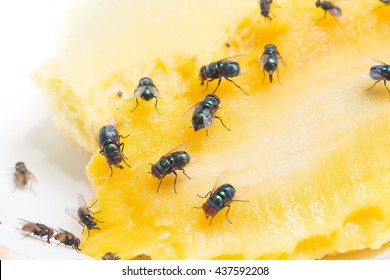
[
  {"left": 209, "top": 194, "right": 224, "bottom": 209},
  {"left": 383, "top": 66, "right": 390, "bottom": 78},
  {"left": 157, "top": 156, "right": 172, "bottom": 172},
  {"left": 203, "top": 95, "right": 220, "bottom": 108},
  {"left": 103, "top": 143, "right": 120, "bottom": 156},
  {"left": 207, "top": 62, "right": 221, "bottom": 77},
  {"left": 218, "top": 184, "right": 235, "bottom": 204}
]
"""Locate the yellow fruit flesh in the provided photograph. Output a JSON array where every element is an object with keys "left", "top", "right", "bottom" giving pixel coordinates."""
[{"left": 34, "top": 0, "right": 390, "bottom": 259}]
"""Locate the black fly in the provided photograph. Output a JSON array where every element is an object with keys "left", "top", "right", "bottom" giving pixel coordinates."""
[
  {"left": 150, "top": 142, "right": 191, "bottom": 194},
  {"left": 259, "top": 0, "right": 273, "bottom": 20},
  {"left": 315, "top": 0, "right": 342, "bottom": 22},
  {"left": 199, "top": 56, "right": 248, "bottom": 94},
  {"left": 65, "top": 194, "right": 102, "bottom": 238},
  {"left": 92, "top": 116, "right": 131, "bottom": 176},
  {"left": 131, "top": 77, "right": 161, "bottom": 114}
]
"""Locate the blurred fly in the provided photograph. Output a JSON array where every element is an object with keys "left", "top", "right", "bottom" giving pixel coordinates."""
[
  {"left": 150, "top": 142, "right": 191, "bottom": 194},
  {"left": 260, "top": 44, "right": 284, "bottom": 83},
  {"left": 131, "top": 77, "right": 161, "bottom": 114},
  {"left": 195, "top": 170, "right": 248, "bottom": 225},
  {"left": 102, "top": 252, "right": 121, "bottom": 260},
  {"left": 18, "top": 219, "right": 54, "bottom": 244},
  {"left": 362, "top": 58, "right": 390, "bottom": 98},
  {"left": 92, "top": 116, "right": 131, "bottom": 176},
  {"left": 65, "top": 194, "right": 102, "bottom": 238},
  {"left": 54, "top": 228, "right": 81, "bottom": 252},
  {"left": 315, "top": 0, "right": 342, "bottom": 21},
  {"left": 13, "top": 162, "right": 37, "bottom": 193},
  {"left": 259, "top": 0, "right": 273, "bottom": 20},
  {"left": 199, "top": 56, "right": 248, "bottom": 94}
]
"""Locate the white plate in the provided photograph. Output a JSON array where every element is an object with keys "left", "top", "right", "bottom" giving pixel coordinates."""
[
  {"left": 0, "top": 0, "right": 92, "bottom": 260},
  {"left": 0, "top": 0, "right": 389, "bottom": 260}
]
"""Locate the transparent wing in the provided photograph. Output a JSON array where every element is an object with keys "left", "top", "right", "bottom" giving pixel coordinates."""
[
  {"left": 17, "top": 218, "right": 35, "bottom": 225},
  {"left": 65, "top": 208, "right": 80, "bottom": 222},
  {"left": 181, "top": 101, "right": 202, "bottom": 120},
  {"left": 57, "top": 227, "right": 71, "bottom": 234},
  {"left": 219, "top": 54, "right": 247, "bottom": 63},
  {"left": 213, "top": 169, "right": 232, "bottom": 191},
  {"left": 212, "top": 169, "right": 250, "bottom": 199},
  {"left": 78, "top": 193, "right": 88, "bottom": 209},
  {"left": 149, "top": 85, "right": 161, "bottom": 98},
  {"left": 260, "top": 53, "right": 271, "bottom": 67},
  {"left": 235, "top": 185, "right": 251, "bottom": 200},
  {"left": 201, "top": 108, "right": 216, "bottom": 129},
  {"left": 361, "top": 57, "right": 388, "bottom": 66},
  {"left": 133, "top": 85, "right": 147, "bottom": 98},
  {"left": 328, "top": 7, "right": 342, "bottom": 17},
  {"left": 166, "top": 140, "right": 192, "bottom": 156}
]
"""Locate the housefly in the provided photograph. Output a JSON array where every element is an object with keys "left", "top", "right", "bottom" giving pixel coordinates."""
[
  {"left": 92, "top": 116, "right": 131, "bottom": 176},
  {"left": 13, "top": 162, "right": 37, "bottom": 193},
  {"left": 131, "top": 77, "right": 161, "bottom": 114},
  {"left": 18, "top": 219, "right": 54, "bottom": 244},
  {"left": 195, "top": 170, "right": 248, "bottom": 225},
  {"left": 184, "top": 94, "right": 230, "bottom": 135},
  {"left": 102, "top": 252, "right": 121, "bottom": 260},
  {"left": 65, "top": 194, "right": 102, "bottom": 238},
  {"left": 315, "top": 0, "right": 342, "bottom": 21},
  {"left": 259, "top": 0, "right": 273, "bottom": 20},
  {"left": 150, "top": 142, "right": 191, "bottom": 194},
  {"left": 54, "top": 228, "right": 81, "bottom": 252},
  {"left": 131, "top": 254, "right": 152, "bottom": 260},
  {"left": 199, "top": 55, "right": 248, "bottom": 94},
  {"left": 260, "top": 44, "right": 284, "bottom": 83},
  {"left": 362, "top": 58, "right": 390, "bottom": 98}
]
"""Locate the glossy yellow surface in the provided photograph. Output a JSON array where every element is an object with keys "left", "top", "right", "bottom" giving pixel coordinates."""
[{"left": 34, "top": 0, "right": 390, "bottom": 259}]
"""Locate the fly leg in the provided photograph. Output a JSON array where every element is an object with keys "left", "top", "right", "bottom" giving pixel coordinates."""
[
  {"left": 156, "top": 175, "right": 166, "bottom": 193},
  {"left": 215, "top": 116, "right": 231, "bottom": 131},
  {"left": 225, "top": 77, "right": 249, "bottom": 95}
]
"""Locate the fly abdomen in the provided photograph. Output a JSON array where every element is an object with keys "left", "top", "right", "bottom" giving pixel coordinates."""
[
  {"left": 222, "top": 61, "right": 240, "bottom": 78},
  {"left": 169, "top": 151, "right": 190, "bottom": 169}
]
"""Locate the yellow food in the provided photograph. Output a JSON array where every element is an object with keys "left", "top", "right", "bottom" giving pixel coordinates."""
[{"left": 33, "top": 0, "right": 390, "bottom": 259}]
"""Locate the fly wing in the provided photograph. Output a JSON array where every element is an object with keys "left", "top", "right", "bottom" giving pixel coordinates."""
[
  {"left": 260, "top": 52, "right": 271, "bottom": 67},
  {"left": 213, "top": 169, "right": 250, "bottom": 199},
  {"left": 57, "top": 227, "right": 71, "bottom": 234},
  {"left": 166, "top": 141, "right": 192, "bottom": 155},
  {"left": 327, "top": 6, "right": 342, "bottom": 17},
  {"left": 213, "top": 169, "right": 232, "bottom": 191},
  {"left": 220, "top": 54, "right": 247, "bottom": 63},
  {"left": 133, "top": 85, "right": 147, "bottom": 98},
  {"left": 182, "top": 101, "right": 202, "bottom": 120},
  {"left": 91, "top": 121, "right": 103, "bottom": 147},
  {"left": 149, "top": 84, "right": 161, "bottom": 98},
  {"left": 65, "top": 208, "right": 80, "bottom": 222},
  {"left": 78, "top": 193, "right": 88, "bottom": 209},
  {"left": 361, "top": 57, "right": 388, "bottom": 66},
  {"left": 17, "top": 218, "right": 35, "bottom": 225},
  {"left": 203, "top": 109, "right": 215, "bottom": 129}
]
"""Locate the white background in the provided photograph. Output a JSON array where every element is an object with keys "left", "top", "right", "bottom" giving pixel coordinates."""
[{"left": 0, "top": 0, "right": 92, "bottom": 259}]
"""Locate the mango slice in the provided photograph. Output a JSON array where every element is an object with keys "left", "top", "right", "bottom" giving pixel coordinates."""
[{"left": 33, "top": 0, "right": 390, "bottom": 259}]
